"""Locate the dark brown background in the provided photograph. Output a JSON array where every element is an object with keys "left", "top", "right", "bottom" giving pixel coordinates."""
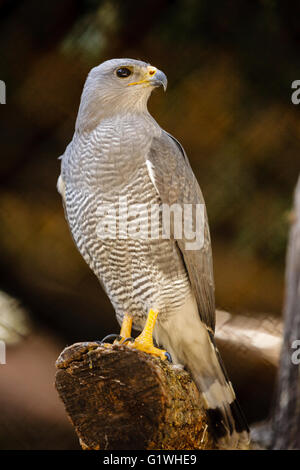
[{"left": 0, "top": 0, "right": 299, "bottom": 449}]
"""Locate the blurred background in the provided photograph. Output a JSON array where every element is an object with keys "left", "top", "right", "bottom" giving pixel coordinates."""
[{"left": 0, "top": 0, "right": 299, "bottom": 449}]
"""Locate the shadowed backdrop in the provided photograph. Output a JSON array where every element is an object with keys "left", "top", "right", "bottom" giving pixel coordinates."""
[{"left": 0, "top": 0, "right": 299, "bottom": 449}]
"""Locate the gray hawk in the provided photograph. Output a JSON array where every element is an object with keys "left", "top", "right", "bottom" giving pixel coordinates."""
[{"left": 57, "top": 58, "right": 249, "bottom": 449}]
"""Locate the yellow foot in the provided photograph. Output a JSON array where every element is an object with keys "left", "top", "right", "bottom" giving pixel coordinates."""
[
  {"left": 114, "top": 312, "right": 133, "bottom": 345},
  {"left": 100, "top": 313, "right": 133, "bottom": 347},
  {"left": 99, "top": 310, "right": 171, "bottom": 362},
  {"left": 127, "top": 309, "right": 169, "bottom": 361}
]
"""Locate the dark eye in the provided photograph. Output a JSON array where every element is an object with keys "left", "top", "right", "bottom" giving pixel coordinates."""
[{"left": 116, "top": 67, "right": 132, "bottom": 78}]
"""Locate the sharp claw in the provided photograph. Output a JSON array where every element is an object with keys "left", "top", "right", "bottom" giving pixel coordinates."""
[
  {"left": 165, "top": 351, "right": 172, "bottom": 363},
  {"left": 122, "top": 337, "right": 135, "bottom": 344},
  {"left": 99, "top": 334, "right": 122, "bottom": 344}
]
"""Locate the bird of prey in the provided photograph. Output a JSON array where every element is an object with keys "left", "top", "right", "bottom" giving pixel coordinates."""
[{"left": 58, "top": 58, "right": 249, "bottom": 449}]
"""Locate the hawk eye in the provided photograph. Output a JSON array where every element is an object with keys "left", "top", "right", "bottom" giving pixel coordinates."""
[{"left": 116, "top": 67, "right": 132, "bottom": 78}]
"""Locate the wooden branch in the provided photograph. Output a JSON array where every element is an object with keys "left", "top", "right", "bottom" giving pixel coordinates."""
[
  {"left": 55, "top": 342, "right": 214, "bottom": 450},
  {"left": 271, "top": 175, "right": 300, "bottom": 449}
]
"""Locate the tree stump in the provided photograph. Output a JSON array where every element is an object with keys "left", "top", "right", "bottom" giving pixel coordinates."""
[{"left": 55, "top": 342, "right": 214, "bottom": 450}]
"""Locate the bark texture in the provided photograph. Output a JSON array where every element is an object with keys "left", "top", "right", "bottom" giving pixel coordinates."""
[
  {"left": 272, "top": 175, "right": 300, "bottom": 449},
  {"left": 55, "top": 342, "right": 214, "bottom": 450}
]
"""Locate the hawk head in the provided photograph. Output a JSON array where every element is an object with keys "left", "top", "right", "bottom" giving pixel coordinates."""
[{"left": 76, "top": 58, "right": 167, "bottom": 131}]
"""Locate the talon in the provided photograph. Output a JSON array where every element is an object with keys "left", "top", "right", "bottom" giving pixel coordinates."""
[
  {"left": 100, "top": 334, "right": 122, "bottom": 344},
  {"left": 127, "top": 309, "right": 169, "bottom": 361},
  {"left": 97, "top": 311, "right": 171, "bottom": 362},
  {"left": 99, "top": 314, "right": 134, "bottom": 348},
  {"left": 122, "top": 337, "right": 135, "bottom": 344},
  {"left": 165, "top": 351, "right": 172, "bottom": 363}
]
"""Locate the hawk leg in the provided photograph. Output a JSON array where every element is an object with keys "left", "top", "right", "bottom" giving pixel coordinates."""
[
  {"left": 100, "top": 313, "right": 134, "bottom": 346},
  {"left": 100, "top": 310, "right": 171, "bottom": 362},
  {"left": 119, "top": 312, "right": 133, "bottom": 341},
  {"left": 128, "top": 309, "right": 171, "bottom": 362}
]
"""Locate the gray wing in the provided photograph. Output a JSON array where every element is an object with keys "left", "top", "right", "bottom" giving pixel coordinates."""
[{"left": 147, "top": 130, "right": 215, "bottom": 331}]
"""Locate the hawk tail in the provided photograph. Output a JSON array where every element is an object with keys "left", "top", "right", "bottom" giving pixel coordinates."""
[{"left": 187, "top": 329, "right": 250, "bottom": 449}]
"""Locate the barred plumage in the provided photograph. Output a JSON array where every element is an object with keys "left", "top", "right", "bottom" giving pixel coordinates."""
[{"left": 58, "top": 58, "right": 249, "bottom": 448}]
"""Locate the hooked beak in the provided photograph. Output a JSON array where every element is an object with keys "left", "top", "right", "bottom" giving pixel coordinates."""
[
  {"left": 149, "top": 69, "right": 168, "bottom": 92},
  {"left": 128, "top": 67, "right": 168, "bottom": 92}
]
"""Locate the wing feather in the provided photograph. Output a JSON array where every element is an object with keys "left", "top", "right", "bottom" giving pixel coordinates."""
[{"left": 147, "top": 130, "right": 215, "bottom": 331}]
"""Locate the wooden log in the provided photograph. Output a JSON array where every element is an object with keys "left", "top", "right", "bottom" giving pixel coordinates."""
[{"left": 55, "top": 342, "right": 214, "bottom": 450}]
